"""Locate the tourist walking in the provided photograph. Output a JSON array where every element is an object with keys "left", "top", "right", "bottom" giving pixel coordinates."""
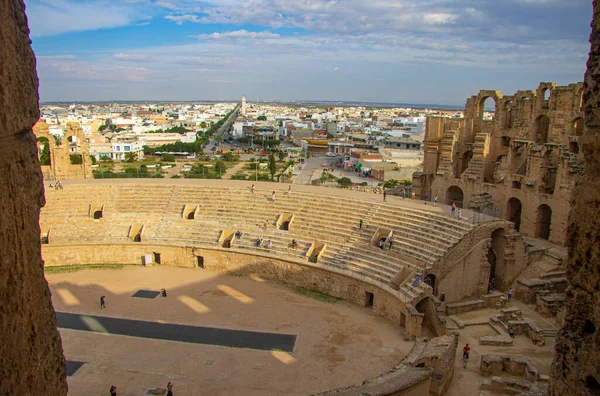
[
  {"left": 402, "top": 189, "right": 406, "bottom": 200},
  {"left": 462, "top": 344, "right": 470, "bottom": 368},
  {"left": 434, "top": 196, "right": 438, "bottom": 207},
  {"left": 167, "top": 382, "right": 173, "bottom": 396},
  {"left": 251, "top": 184, "right": 255, "bottom": 194},
  {"left": 379, "top": 239, "right": 385, "bottom": 250},
  {"left": 509, "top": 327, "right": 515, "bottom": 338},
  {"left": 271, "top": 191, "right": 276, "bottom": 202},
  {"left": 235, "top": 230, "right": 242, "bottom": 240},
  {"left": 388, "top": 234, "right": 394, "bottom": 249},
  {"left": 458, "top": 208, "right": 463, "bottom": 220},
  {"left": 411, "top": 191, "right": 416, "bottom": 200},
  {"left": 424, "top": 192, "right": 429, "bottom": 204},
  {"left": 110, "top": 385, "right": 117, "bottom": 396},
  {"left": 451, "top": 202, "right": 456, "bottom": 217},
  {"left": 507, "top": 287, "right": 513, "bottom": 302},
  {"left": 383, "top": 191, "right": 387, "bottom": 202},
  {"left": 100, "top": 295, "right": 106, "bottom": 309},
  {"left": 359, "top": 219, "right": 363, "bottom": 229}
]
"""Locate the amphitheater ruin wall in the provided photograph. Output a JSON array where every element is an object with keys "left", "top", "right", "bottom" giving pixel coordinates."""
[{"left": 413, "top": 82, "right": 585, "bottom": 246}]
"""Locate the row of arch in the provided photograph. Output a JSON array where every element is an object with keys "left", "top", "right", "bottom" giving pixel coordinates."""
[{"left": 443, "top": 186, "right": 552, "bottom": 240}]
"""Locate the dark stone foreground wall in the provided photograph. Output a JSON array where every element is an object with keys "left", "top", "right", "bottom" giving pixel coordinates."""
[
  {"left": 550, "top": 1, "right": 600, "bottom": 395},
  {"left": 0, "top": 1, "right": 67, "bottom": 394}
]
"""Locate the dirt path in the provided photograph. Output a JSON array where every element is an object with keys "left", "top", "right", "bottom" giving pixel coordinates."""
[{"left": 223, "top": 161, "right": 246, "bottom": 179}]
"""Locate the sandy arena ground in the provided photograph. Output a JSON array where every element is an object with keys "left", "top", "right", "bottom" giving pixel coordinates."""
[{"left": 46, "top": 266, "right": 413, "bottom": 396}]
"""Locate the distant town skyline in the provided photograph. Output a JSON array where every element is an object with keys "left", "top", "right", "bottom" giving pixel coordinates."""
[{"left": 27, "top": 0, "right": 590, "bottom": 105}]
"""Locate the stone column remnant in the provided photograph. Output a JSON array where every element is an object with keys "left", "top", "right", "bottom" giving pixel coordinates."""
[
  {"left": 0, "top": 0, "right": 68, "bottom": 394},
  {"left": 550, "top": 1, "right": 600, "bottom": 394}
]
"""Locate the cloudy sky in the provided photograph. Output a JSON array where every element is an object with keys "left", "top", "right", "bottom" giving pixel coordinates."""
[{"left": 26, "top": 0, "right": 591, "bottom": 105}]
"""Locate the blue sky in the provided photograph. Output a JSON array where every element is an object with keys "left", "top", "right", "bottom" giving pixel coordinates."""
[{"left": 26, "top": 0, "right": 591, "bottom": 105}]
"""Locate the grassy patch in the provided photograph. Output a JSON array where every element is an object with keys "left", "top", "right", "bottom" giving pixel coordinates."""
[
  {"left": 289, "top": 285, "right": 340, "bottom": 303},
  {"left": 44, "top": 264, "right": 127, "bottom": 274}
]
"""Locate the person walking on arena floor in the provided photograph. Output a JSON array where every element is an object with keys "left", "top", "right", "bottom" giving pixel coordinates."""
[
  {"left": 110, "top": 385, "right": 117, "bottom": 396},
  {"left": 402, "top": 189, "right": 406, "bottom": 200},
  {"left": 383, "top": 190, "right": 387, "bottom": 202},
  {"left": 434, "top": 196, "right": 438, "bottom": 207},
  {"left": 411, "top": 191, "right": 416, "bottom": 200},
  {"left": 424, "top": 192, "right": 429, "bottom": 205},
  {"left": 100, "top": 295, "right": 106, "bottom": 309},
  {"left": 167, "top": 382, "right": 174, "bottom": 396},
  {"left": 359, "top": 219, "right": 363, "bottom": 229}
]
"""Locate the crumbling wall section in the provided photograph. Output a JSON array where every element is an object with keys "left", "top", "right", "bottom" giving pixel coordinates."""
[
  {"left": 0, "top": 1, "right": 68, "bottom": 394},
  {"left": 550, "top": 1, "right": 600, "bottom": 394}
]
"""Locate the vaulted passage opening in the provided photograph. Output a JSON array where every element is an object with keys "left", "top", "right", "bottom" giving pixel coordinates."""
[
  {"left": 535, "top": 115, "right": 551, "bottom": 144},
  {"left": 506, "top": 198, "right": 522, "bottom": 232},
  {"left": 445, "top": 186, "right": 464, "bottom": 208},
  {"left": 458, "top": 150, "right": 473, "bottom": 177},
  {"left": 535, "top": 204, "right": 552, "bottom": 240},
  {"left": 480, "top": 97, "right": 496, "bottom": 120},
  {"left": 572, "top": 117, "right": 584, "bottom": 136},
  {"left": 488, "top": 228, "right": 506, "bottom": 288}
]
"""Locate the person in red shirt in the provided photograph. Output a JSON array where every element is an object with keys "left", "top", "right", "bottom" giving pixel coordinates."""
[{"left": 463, "top": 344, "right": 470, "bottom": 359}]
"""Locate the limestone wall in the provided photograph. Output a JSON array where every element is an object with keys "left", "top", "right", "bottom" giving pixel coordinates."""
[
  {"left": 42, "top": 243, "right": 423, "bottom": 337},
  {"left": 0, "top": 1, "right": 67, "bottom": 394},
  {"left": 550, "top": 1, "right": 600, "bottom": 393}
]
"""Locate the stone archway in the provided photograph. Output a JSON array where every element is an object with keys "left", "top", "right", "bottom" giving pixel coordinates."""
[
  {"left": 445, "top": 186, "right": 464, "bottom": 208},
  {"left": 535, "top": 115, "right": 551, "bottom": 144},
  {"left": 506, "top": 197, "right": 522, "bottom": 232},
  {"left": 458, "top": 150, "right": 473, "bottom": 177},
  {"left": 535, "top": 204, "right": 552, "bottom": 240},
  {"left": 572, "top": 117, "right": 584, "bottom": 136},
  {"left": 487, "top": 228, "right": 506, "bottom": 288}
]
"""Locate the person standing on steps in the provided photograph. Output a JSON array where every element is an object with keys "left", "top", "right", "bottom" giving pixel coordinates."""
[
  {"left": 383, "top": 190, "right": 387, "bottom": 202},
  {"left": 251, "top": 184, "right": 255, "bottom": 194},
  {"left": 507, "top": 287, "right": 513, "bottom": 302},
  {"left": 100, "top": 295, "right": 106, "bottom": 309},
  {"left": 359, "top": 219, "right": 363, "bottom": 229},
  {"left": 379, "top": 239, "right": 384, "bottom": 250},
  {"left": 271, "top": 191, "right": 276, "bottom": 202},
  {"left": 287, "top": 185, "right": 291, "bottom": 198},
  {"left": 458, "top": 208, "right": 463, "bottom": 220},
  {"left": 451, "top": 202, "right": 456, "bottom": 217},
  {"left": 388, "top": 234, "right": 394, "bottom": 249}
]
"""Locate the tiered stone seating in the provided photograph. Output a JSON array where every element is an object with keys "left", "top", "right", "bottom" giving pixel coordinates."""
[{"left": 40, "top": 183, "right": 476, "bottom": 303}]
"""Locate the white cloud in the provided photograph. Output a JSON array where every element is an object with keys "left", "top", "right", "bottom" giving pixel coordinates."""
[
  {"left": 26, "top": 0, "right": 144, "bottom": 37},
  {"left": 165, "top": 14, "right": 201, "bottom": 24},
  {"left": 191, "top": 30, "right": 281, "bottom": 40},
  {"left": 37, "top": 55, "right": 77, "bottom": 60},
  {"left": 113, "top": 53, "right": 157, "bottom": 62},
  {"left": 155, "top": 0, "right": 178, "bottom": 9},
  {"left": 423, "top": 13, "right": 458, "bottom": 25}
]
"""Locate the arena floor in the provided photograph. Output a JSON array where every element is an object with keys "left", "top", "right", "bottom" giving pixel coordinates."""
[{"left": 46, "top": 266, "right": 412, "bottom": 395}]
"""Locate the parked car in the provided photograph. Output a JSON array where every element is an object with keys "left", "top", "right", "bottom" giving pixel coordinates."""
[{"left": 327, "top": 152, "right": 336, "bottom": 157}]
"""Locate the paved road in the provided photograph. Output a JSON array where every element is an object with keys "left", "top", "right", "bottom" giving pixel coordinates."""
[
  {"left": 56, "top": 311, "right": 296, "bottom": 352},
  {"left": 202, "top": 106, "right": 240, "bottom": 155}
]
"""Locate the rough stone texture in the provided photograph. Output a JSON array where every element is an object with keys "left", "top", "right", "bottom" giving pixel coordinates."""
[
  {"left": 413, "top": 81, "right": 584, "bottom": 246},
  {"left": 550, "top": 2, "right": 600, "bottom": 395},
  {"left": 0, "top": 1, "right": 67, "bottom": 394}
]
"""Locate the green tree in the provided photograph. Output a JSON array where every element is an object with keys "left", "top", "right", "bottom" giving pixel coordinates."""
[
  {"left": 257, "top": 115, "right": 267, "bottom": 121},
  {"left": 200, "top": 121, "right": 207, "bottom": 128},
  {"left": 338, "top": 177, "right": 352, "bottom": 187},
  {"left": 89, "top": 155, "right": 97, "bottom": 165},
  {"left": 38, "top": 137, "right": 51, "bottom": 166},
  {"left": 100, "top": 155, "right": 112, "bottom": 163},
  {"left": 268, "top": 153, "right": 277, "bottom": 180},
  {"left": 215, "top": 159, "right": 226, "bottom": 175},
  {"left": 278, "top": 151, "right": 286, "bottom": 161},
  {"left": 125, "top": 152, "right": 137, "bottom": 163},
  {"left": 98, "top": 124, "right": 107, "bottom": 132},
  {"left": 383, "top": 179, "right": 400, "bottom": 189},
  {"left": 162, "top": 153, "right": 175, "bottom": 162},
  {"left": 215, "top": 136, "right": 223, "bottom": 143},
  {"left": 69, "top": 154, "right": 83, "bottom": 165}
]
